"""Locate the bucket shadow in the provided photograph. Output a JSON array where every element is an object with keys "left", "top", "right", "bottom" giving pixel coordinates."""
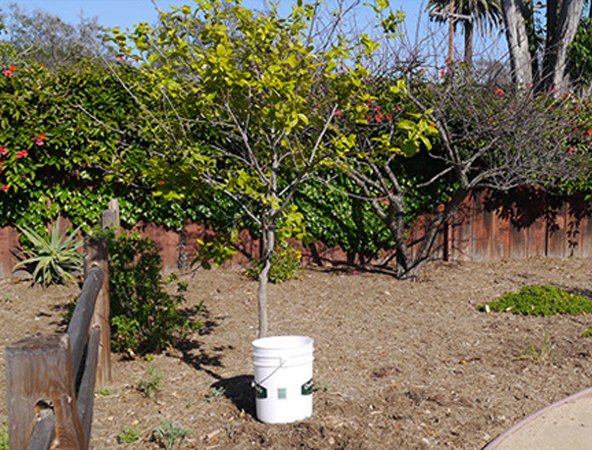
[{"left": 211, "top": 375, "right": 256, "bottom": 419}]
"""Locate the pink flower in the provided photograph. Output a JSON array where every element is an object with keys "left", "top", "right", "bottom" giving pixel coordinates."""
[
  {"left": 1, "top": 185, "right": 8, "bottom": 192},
  {"left": 335, "top": 110, "right": 342, "bottom": 119},
  {"left": 16, "top": 149, "right": 28, "bottom": 158},
  {"left": 567, "top": 147, "right": 576, "bottom": 156},
  {"left": 547, "top": 105, "right": 553, "bottom": 111},
  {"left": 3, "top": 69, "right": 13, "bottom": 77},
  {"left": 375, "top": 105, "right": 380, "bottom": 111},
  {"left": 0, "top": 145, "right": 7, "bottom": 156},
  {"left": 395, "top": 105, "right": 403, "bottom": 112}
]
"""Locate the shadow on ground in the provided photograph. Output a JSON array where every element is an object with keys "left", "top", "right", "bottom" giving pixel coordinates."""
[{"left": 211, "top": 375, "right": 256, "bottom": 418}]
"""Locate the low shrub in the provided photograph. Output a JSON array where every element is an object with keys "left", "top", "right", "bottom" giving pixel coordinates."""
[
  {"left": 478, "top": 285, "right": 592, "bottom": 316},
  {"left": 99, "top": 230, "right": 201, "bottom": 355},
  {"left": 117, "top": 426, "right": 142, "bottom": 444},
  {"left": 0, "top": 419, "right": 7, "bottom": 450},
  {"left": 137, "top": 367, "right": 164, "bottom": 400},
  {"left": 13, "top": 222, "right": 82, "bottom": 286},
  {"left": 151, "top": 421, "right": 190, "bottom": 450}
]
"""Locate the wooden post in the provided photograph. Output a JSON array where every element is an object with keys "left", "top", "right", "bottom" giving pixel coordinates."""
[
  {"left": 84, "top": 237, "right": 112, "bottom": 386},
  {"left": 101, "top": 199, "right": 120, "bottom": 234},
  {"left": 5, "top": 334, "right": 86, "bottom": 450}
]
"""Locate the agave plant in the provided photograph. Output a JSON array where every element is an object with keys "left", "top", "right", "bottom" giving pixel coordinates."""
[{"left": 13, "top": 222, "right": 83, "bottom": 286}]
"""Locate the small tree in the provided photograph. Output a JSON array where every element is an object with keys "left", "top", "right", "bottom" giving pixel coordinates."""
[
  {"left": 112, "top": 0, "right": 397, "bottom": 337},
  {"left": 334, "top": 67, "right": 589, "bottom": 278}
]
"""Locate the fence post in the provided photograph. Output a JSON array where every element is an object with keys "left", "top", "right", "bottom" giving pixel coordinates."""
[
  {"left": 84, "top": 237, "right": 112, "bottom": 386},
  {"left": 5, "top": 334, "right": 86, "bottom": 450},
  {"left": 101, "top": 199, "right": 120, "bottom": 234}
]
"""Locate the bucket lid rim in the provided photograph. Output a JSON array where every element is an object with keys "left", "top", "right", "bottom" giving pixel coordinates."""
[{"left": 252, "top": 335, "right": 313, "bottom": 350}]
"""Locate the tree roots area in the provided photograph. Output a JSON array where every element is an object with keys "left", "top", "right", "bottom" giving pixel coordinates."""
[{"left": 1, "top": 258, "right": 592, "bottom": 449}]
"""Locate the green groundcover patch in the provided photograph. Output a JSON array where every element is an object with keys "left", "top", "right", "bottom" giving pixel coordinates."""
[{"left": 478, "top": 285, "right": 592, "bottom": 316}]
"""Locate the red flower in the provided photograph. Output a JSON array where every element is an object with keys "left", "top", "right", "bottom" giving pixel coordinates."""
[
  {"left": 386, "top": 113, "right": 393, "bottom": 121},
  {"left": 375, "top": 105, "right": 380, "bottom": 111},
  {"left": 567, "top": 147, "right": 576, "bottom": 156},
  {"left": 1, "top": 185, "right": 8, "bottom": 192},
  {"left": 494, "top": 88, "right": 505, "bottom": 98},
  {"left": 335, "top": 110, "right": 342, "bottom": 119},
  {"left": 547, "top": 105, "right": 553, "bottom": 111},
  {"left": 38, "top": 133, "right": 46, "bottom": 139},
  {"left": 3, "top": 69, "right": 13, "bottom": 77},
  {"left": 366, "top": 115, "right": 373, "bottom": 122},
  {"left": 375, "top": 113, "right": 383, "bottom": 122},
  {"left": 0, "top": 145, "right": 6, "bottom": 156},
  {"left": 16, "top": 150, "right": 28, "bottom": 158},
  {"left": 9, "top": 65, "right": 16, "bottom": 71},
  {"left": 440, "top": 69, "right": 447, "bottom": 77},
  {"left": 585, "top": 129, "right": 592, "bottom": 137},
  {"left": 395, "top": 105, "right": 403, "bottom": 112},
  {"left": 366, "top": 99, "right": 372, "bottom": 107},
  {"left": 158, "top": 181, "right": 166, "bottom": 186}
]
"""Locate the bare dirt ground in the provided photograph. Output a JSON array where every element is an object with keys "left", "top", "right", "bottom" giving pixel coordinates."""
[{"left": 1, "top": 257, "right": 592, "bottom": 449}]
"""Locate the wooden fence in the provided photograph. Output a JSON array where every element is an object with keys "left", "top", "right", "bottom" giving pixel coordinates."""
[
  {"left": 0, "top": 191, "right": 591, "bottom": 280},
  {"left": 4, "top": 238, "right": 112, "bottom": 449}
]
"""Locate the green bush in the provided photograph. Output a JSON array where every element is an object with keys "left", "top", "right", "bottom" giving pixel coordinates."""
[
  {"left": 0, "top": 419, "right": 7, "bottom": 450},
  {"left": 478, "top": 285, "right": 592, "bottom": 316},
  {"left": 151, "top": 422, "right": 190, "bottom": 450},
  {"left": 137, "top": 367, "right": 164, "bottom": 400},
  {"left": 101, "top": 230, "right": 201, "bottom": 355},
  {"left": 13, "top": 222, "right": 82, "bottom": 286},
  {"left": 117, "top": 426, "right": 142, "bottom": 444}
]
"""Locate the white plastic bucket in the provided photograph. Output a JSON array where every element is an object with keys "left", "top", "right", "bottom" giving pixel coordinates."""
[{"left": 252, "top": 335, "right": 314, "bottom": 424}]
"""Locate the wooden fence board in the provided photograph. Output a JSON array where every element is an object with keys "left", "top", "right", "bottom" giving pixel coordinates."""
[
  {"left": 5, "top": 334, "right": 85, "bottom": 450},
  {"left": 526, "top": 217, "right": 546, "bottom": 257},
  {"left": 547, "top": 204, "right": 567, "bottom": 257}
]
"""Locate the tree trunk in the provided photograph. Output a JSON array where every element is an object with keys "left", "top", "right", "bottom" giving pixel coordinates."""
[
  {"left": 464, "top": 19, "right": 474, "bottom": 66},
  {"left": 543, "top": 0, "right": 584, "bottom": 91},
  {"left": 501, "top": 0, "right": 534, "bottom": 86},
  {"left": 257, "top": 221, "right": 274, "bottom": 338}
]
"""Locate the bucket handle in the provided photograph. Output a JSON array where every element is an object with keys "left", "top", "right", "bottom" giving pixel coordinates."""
[{"left": 253, "top": 357, "right": 286, "bottom": 387}]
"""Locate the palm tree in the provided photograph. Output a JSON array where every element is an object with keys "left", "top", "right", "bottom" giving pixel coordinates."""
[{"left": 427, "top": 0, "right": 504, "bottom": 66}]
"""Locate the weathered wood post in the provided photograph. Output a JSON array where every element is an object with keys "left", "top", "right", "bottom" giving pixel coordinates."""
[
  {"left": 5, "top": 334, "right": 86, "bottom": 450},
  {"left": 84, "top": 237, "right": 111, "bottom": 386},
  {"left": 83, "top": 199, "right": 119, "bottom": 385},
  {"left": 101, "top": 199, "right": 120, "bottom": 234}
]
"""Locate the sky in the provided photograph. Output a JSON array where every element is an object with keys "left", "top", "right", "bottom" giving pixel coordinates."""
[{"left": 4, "top": 0, "right": 507, "bottom": 63}]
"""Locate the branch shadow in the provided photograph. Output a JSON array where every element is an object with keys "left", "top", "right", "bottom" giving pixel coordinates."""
[{"left": 211, "top": 375, "right": 256, "bottom": 418}]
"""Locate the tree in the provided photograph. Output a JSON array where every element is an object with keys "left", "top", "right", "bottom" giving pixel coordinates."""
[
  {"left": 112, "top": 0, "right": 411, "bottom": 337},
  {"left": 333, "top": 67, "right": 589, "bottom": 278},
  {"left": 0, "top": 3, "right": 112, "bottom": 68},
  {"left": 501, "top": 0, "right": 585, "bottom": 90},
  {"left": 427, "top": 0, "right": 503, "bottom": 66}
]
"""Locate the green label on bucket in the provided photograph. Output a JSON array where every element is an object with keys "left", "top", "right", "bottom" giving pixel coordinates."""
[
  {"left": 255, "top": 383, "right": 268, "bottom": 399},
  {"left": 301, "top": 379, "right": 313, "bottom": 396}
]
